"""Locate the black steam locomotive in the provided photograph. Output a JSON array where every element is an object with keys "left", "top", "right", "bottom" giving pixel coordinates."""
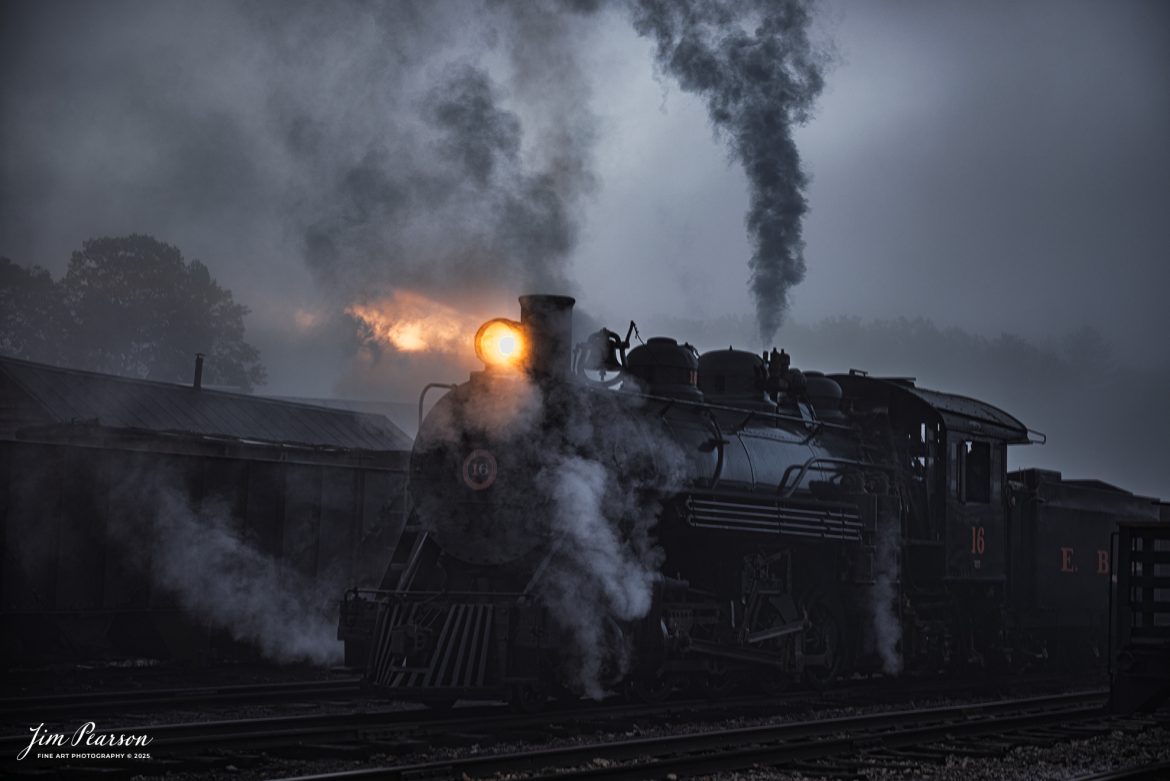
[{"left": 338, "top": 295, "right": 1164, "bottom": 708}]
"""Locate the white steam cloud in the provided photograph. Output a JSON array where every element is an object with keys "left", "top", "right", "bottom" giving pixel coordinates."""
[
  {"left": 870, "top": 508, "right": 902, "bottom": 676},
  {"left": 108, "top": 479, "right": 342, "bottom": 666},
  {"left": 421, "top": 369, "right": 686, "bottom": 698},
  {"left": 536, "top": 455, "right": 659, "bottom": 698},
  {"left": 528, "top": 387, "right": 685, "bottom": 698}
]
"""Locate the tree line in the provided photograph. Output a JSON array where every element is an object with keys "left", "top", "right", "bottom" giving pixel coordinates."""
[{"left": 1, "top": 235, "right": 265, "bottom": 391}]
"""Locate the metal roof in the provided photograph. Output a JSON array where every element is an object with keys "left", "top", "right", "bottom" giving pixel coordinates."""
[
  {"left": 270, "top": 396, "right": 421, "bottom": 438},
  {"left": 898, "top": 384, "right": 1030, "bottom": 442},
  {"left": 833, "top": 373, "right": 1033, "bottom": 444},
  {"left": 0, "top": 356, "right": 412, "bottom": 451}
]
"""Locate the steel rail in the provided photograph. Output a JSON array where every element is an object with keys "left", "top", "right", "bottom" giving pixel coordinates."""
[
  {"left": 1069, "top": 760, "right": 1170, "bottom": 781},
  {"left": 267, "top": 690, "right": 1108, "bottom": 781},
  {"left": 0, "top": 678, "right": 362, "bottom": 720},
  {"left": 0, "top": 678, "right": 360, "bottom": 720},
  {"left": 1, "top": 674, "right": 1103, "bottom": 771},
  {"left": 0, "top": 691, "right": 789, "bottom": 758}
]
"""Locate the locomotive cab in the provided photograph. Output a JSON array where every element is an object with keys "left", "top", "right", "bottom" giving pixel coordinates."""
[{"left": 833, "top": 371, "right": 1038, "bottom": 669}]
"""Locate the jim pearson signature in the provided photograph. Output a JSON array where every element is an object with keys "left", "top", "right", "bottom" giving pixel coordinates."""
[{"left": 18, "top": 722, "right": 153, "bottom": 761}]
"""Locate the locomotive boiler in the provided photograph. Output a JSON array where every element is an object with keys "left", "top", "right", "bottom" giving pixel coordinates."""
[{"left": 338, "top": 294, "right": 1162, "bottom": 708}]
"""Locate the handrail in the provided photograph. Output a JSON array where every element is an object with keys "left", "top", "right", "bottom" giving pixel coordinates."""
[
  {"left": 585, "top": 384, "right": 856, "bottom": 432},
  {"left": 417, "top": 382, "right": 457, "bottom": 432},
  {"left": 1107, "top": 529, "right": 1117, "bottom": 682},
  {"left": 705, "top": 411, "right": 726, "bottom": 491},
  {"left": 344, "top": 586, "right": 527, "bottom": 601},
  {"left": 776, "top": 456, "right": 893, "bottom": 499}
]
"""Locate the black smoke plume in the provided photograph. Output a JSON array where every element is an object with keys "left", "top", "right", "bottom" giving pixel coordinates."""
[
  {"left": 303, "top": 59, "right": 588, "bottom": 301},
  {"left": 2, "top": 0, "right": 830, "bottom": 396},
  {"left": 629, "top": 0, "right": 827, "bottom": 342},
  {"left": 281, "top": 1, "right": 598, "bottom": 305},
  {"left": 1, "top": 1, "right": 599, "bottom": 322}
]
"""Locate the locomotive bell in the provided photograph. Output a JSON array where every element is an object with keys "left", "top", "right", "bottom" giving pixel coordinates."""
[
  {"left": 598, "top": 340, "right": 625, "bottom": 373},
  {"left": 579, "top": 328, "right": 627, "bottom": 374}
]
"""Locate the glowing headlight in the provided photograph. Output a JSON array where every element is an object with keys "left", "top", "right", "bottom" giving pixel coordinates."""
[{"left": 475, "top": 318, "right": 525, "bottom": 369}]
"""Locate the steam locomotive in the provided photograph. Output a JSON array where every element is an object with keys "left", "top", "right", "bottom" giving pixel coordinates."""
[{"left": 338, "top": 295, "right": 1164, "bottom": 708}]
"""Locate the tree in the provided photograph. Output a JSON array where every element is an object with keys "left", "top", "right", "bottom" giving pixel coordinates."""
[
  {"left": 61, "top": 235, "right": 267, "bottom": 390},
  {"left": 1, "top": 235, "right": 266, "bottom": 391},
  {"left": 0, "top": 257, "right": 70, "bottom": 364}
]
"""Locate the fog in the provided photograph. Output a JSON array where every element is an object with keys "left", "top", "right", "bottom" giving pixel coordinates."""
[{"left": 2, "top": 0, "right": 1167, "bottom": 497}]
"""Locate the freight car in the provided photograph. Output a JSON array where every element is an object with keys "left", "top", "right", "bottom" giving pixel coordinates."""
[
  {"left": 1109, "top": 518, "right": 1170, "bottom": 713},
  {"left": 338, "top": 295, "right": 1164, "bottom": 707},
  {"left": 1006, "top": 469, "right": 1162, "bottom": 669}
]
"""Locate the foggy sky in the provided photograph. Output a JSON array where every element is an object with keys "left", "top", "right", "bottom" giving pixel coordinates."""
[
  {"left": 578, "top": 0, "right": 1170, "bottom": 366},
  {"left": 2, "top": 0, "right": 1169, "bottom": 496}
]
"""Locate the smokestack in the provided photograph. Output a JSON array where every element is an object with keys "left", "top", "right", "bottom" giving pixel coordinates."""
[
  {"left": 193, "top": 353, "right": 204, "bottom": 390},
  {"left": 519, "top": 294, "right": 575, "bottom": 381}
]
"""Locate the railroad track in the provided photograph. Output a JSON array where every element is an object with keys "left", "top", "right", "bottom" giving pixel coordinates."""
[
  {"left": 1, "top": 674, "right": 1128, "bottom": 778},
  {"left": 1, "top": 694, "right": 777, "bottom": 778},
  {"left": 267, "top": 690, "right": 1119, "bottom": 780},
  {"left": 0, "top": 671, "right": 1083, "bottom": 756},
  {"left": 1070, "top": 760, "right": 1170, "bottom": 781},
  {"left": 0, "top": 678, "right": 362, "bottom": 721},
  {"left": 0, "top": 667, "right": 1060, "bottom": 725},
  {"left": 0, "top": 693, "right": 764, "bottom": 760}
]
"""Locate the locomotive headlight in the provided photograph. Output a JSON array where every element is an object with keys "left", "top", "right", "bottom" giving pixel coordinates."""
[{"left": 475, "top": 318, "right": 526, "bottom": 369}]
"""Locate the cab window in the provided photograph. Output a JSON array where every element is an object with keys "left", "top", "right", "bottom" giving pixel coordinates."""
[{"left": 962, "top": 440, "right": 991, "bottom": 503}]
